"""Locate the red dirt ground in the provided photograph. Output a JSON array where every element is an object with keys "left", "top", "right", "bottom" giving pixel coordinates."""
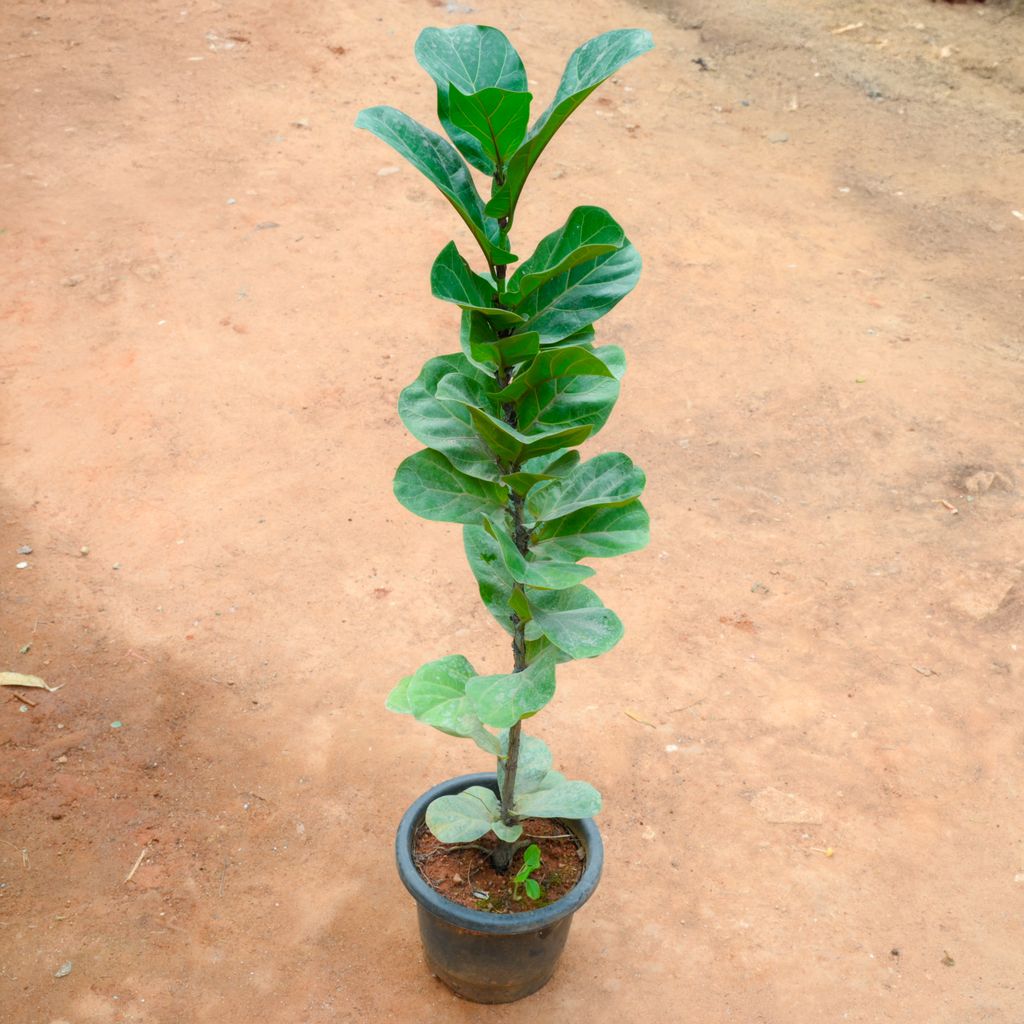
[{"left": 2, "top": 0, "right": 1023, "bottom": 1021}]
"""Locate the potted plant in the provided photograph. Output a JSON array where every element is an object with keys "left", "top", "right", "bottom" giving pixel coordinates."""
[{"left": 356, "top": 24, "right": 653, "bottom": 1003}]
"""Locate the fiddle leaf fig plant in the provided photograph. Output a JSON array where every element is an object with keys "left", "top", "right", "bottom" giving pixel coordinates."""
[{"left": 359, "top": 25, "right": 653, "bottom": 871}]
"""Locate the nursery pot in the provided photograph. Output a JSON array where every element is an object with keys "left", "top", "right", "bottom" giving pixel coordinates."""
[{"left": 395, "top": 772, "right": 604, "bottom": 1004}]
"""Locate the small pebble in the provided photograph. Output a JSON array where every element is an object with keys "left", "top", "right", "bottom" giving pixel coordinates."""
[
  {"left": 112, "top": 562, "right": 121, "bottom": 570},
  {"left": 376, "top": 166, "right": 400, "bottom": 177},
  {"left": 80, "top": 546, "right": 89, "bottom": 556},
  {"left": 54, "top": 961, "right": 73, "bottom": 978},
  {"left": 226, "top": 198, "right": 237, "bottom": 205},
  {"left": 17, "top": 545, "right": 32, "bottom": 555},
  {"left": 472, "top": 890, "right": 489, "bottom": 900},
  {"left": 255, "top": 221, "right": 280, "bottom": 230},
  {"left": 766, "top": 130, "right": 789, "bottom": 144},
  {"left": 15, "top": 561, "right": 29, "bottom": 570},
  {"left": 111, "top": 721, "right": 123, "bottom": 729}
]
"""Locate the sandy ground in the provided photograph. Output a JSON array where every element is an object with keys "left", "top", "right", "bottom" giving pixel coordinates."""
[{"left": 2, "top": 0, "right": 1024, "bottom": 1020}]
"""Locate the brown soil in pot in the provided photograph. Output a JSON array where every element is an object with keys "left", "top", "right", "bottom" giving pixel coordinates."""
[{"left": 413, "top": 818, "right": 585, "bottom": 913}]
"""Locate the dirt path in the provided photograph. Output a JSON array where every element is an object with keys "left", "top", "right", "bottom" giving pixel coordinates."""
[{"left": 2, "top": 1, "right": 1023, "bottom": 1021}]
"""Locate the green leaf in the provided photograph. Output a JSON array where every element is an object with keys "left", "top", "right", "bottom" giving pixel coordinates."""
[
  {"left": 427, "top": 786, "right": 518, "bottom": 842},
  {"left": 385, "top": 675, "right": 413, "bottom": 714},
  {"left": 354, "top": 106, "right": 516, "bottom": 265},
  {"left": 524, "top": 878, "right": 541, "bottom": 900},
  {"left": 393, "top": 449, "right": 507, "bottom": 524},
  {"left": 467, "top": 406, "right": 593, "bottom": 464},
  {"left": 522, "top": 843, "right": 541, "bottom": 870},
  {"left": 486, "top": 29, "right": 654, "bottom": 224},
  {"left": 405, "top": 655, "right": 500, "bottom": 754},
  {"left": 431, "top": 242, "right": 525, "bottom": 326},
  {"left": 527, "top": 452, "right": 645, "bottom": 523},
  {"left": 415, "top": 25, "right": 527, "bottom": 175},
  {"left": 512, "top": 242, "right": 641, "bottom": 345},
  {"left": 466, "top": 656, "right": 557, "bottom": 728},
  {"left": 398, "top": 354, "right": 500, "bottom": 481},
  {"left": 507, "top": 206, "right": 626, "bottom": 303},
  {"left": 463, "top": 524, "right": 515, "bottom": 634},
  {"left": 513, "top": 779, "right": 602, "bottom": 819},
  {"left": 498, "top": 732, "right": 554, "bottom": 795},
  {"left": 502, "top": 449, "right": 582, "bottom": 497},
  {"left": 532, "top": 499, "right": 650, "bottom": 560},
  {"left": 530, "top": 604, "right": 623, "bottom": 659},
  {"left": 494, "top": 346, "right": 615, "bottom": 404},
  {"left": 482, "top": 516, "right": 595, "bottom": 590},
  {"left": 449, "top": 86, "right": 532, "bottom": 170},
  {"left": 460, "top": 311, "right": 541, "bottom": 371},
  {"left": 517, "top": 346, "right": 624, "bottom": 435}
]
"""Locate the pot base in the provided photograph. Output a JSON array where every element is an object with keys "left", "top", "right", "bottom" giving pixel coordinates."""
[{"left": 419, "top": 905, "right": 573, "bottom": 1003}]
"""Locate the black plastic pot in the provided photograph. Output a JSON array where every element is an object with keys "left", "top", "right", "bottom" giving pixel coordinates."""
[{"left": 395, "top": 772, "right": 604, "bottom": 1004}]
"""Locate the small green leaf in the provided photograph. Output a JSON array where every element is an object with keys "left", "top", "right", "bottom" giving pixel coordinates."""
[
  {"left": 431, "top": 242, "right": 525, "bottom": 326},
  {"left": 487, "top": 29, "right": 654, "bottom": 224},
  {"left": 517, "top": 345, "right": 624, "bottom": 435},
  {"left": 527, "top": 452, "right": 646, "bottom": 523},
  {"left": 460, "top": 311, "right": 541, "bottom": 370},
  {"left": 523, "top": 843, "right": 541, "bottom": 870},
  {"left": 494, "top": 346, "right": 615, "bottom": 405},
  {"left": 466, "top": 655, "right": 557, "bottom": 728},
  {"left": 513, "top": 779, "right": 602, "bottom": 819},
  {"left": 467, "top": 406, "right": 593, "bottom": 464},
  {"left": 530, "top": 602, "right": 623, "bottom": 660},
  {"left": 398, "top": 354, "right": 500, "bottom": 481},
  {"left": 482, "top": 515, "right": 594, "bottom": 590},
  {"left": 405, "top": 655, "right": 500, "bottom": 754},
  {"left": 512, "top": 242, "right": 641, "bottom": 345},
  {"left": 508, "top": 586, "right": 532, "bottom": 622},
  {"left": 498, "top": 732, "right": 553, "bottom": 795},
  {"left": 426, "top": 786, "right": 503, "bottom": 842},
  {"left": 354, "top": 106, "right": 515, "bottom": 265},
  {"left": 463, "top": 524, "right": 515, "bottom": 635},
  {"left": 415, "top": 25, "right": 527, "bottom": 175},
  {"left": 524, "top": 878, "right": 541, "bottom": 900},
  {"left": 385, "top": 675, "right": 413, "bottom": 714},
  {"left": 507, "top": 206, "right": 626, "bottom": 303},
  {"left": 532, "top": 499, "right": 650, "bottom": 560},
  {"left": 449, "top": 86, "right": 532, "bottom": 170},
  {"left": 394, "top": 449, "right": 507, "bottom": 524}
]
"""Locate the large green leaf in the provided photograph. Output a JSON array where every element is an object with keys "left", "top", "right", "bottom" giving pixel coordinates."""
[
  {"left": 527, "top": 452, "right": 645, "bottom": 523},
  {"left": 494, "top": 346, "right": 615, "bottom": 404},
  {"left": 467, "top": 406, "right": 593, "bottom": 464},
  {"left": 512, "top": 242, "right": 641, "bottom": 345},
  {"left": 415, "top": 25, "right": 527, "bottom": 175},
  {"left": 530, "top": 603, "right": 623, "bottom": 659},
  {"left": 513, "top": 779, "right": 602, "bottom": 819},
  {"left": 405, "top": 655, "right": 500, "bottom": 754},
  {"left": 507, "top": 206, "right": 626, "bottom": 303},
  {"left": 486, "top": 29, "right": 654, "bottom": 223},
  {"left": 466, "top": 656, "right": 557, "bottom": 728},
  {"left": 393, "top": 449, "right": 507, "bottom": 524},
  {"left": 449, "top": 86, "right": 532, "bottom": 171},
  {"left": 426, "top": 786, "right": 522, "bottom": 843},
  {"left": 398, "top": 354, "right": 500, "bottom": 481},
  {"left": 431, "top": 242, "right": 525, "bottom": 327},
  {"left": 532, "top": 499, "right": 650, "bottom": 560},
  {"left": 463, "top": 524, "right": 515, "bottom": 634},
  {"left": 354, "top": 106, "right": 515, "bottom": 265},
  {"left": 517, "top": 345, "right": 625, "bottom": 435}
]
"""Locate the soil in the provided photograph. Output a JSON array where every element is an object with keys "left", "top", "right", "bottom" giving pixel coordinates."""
[
  {"left": 2, "top": 0, "right": 1024, "bottom": 1021},
  {"left": 413, "top": 818, "right": 585, "bottom": 913}
]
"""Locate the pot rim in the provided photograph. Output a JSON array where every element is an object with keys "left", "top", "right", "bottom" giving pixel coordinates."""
[{"left": 395, "top": 771, "right": 604, "bottom": 935}]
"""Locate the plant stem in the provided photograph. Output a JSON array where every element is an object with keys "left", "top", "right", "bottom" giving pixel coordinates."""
[{"left": 491, "top": 210, "right": 529, "bottom": 869}]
